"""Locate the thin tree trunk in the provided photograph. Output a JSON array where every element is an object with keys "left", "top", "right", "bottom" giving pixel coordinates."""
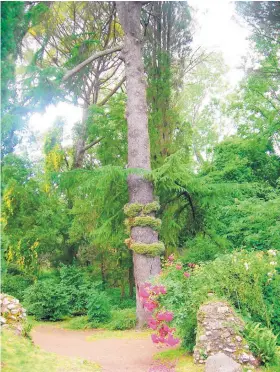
[
  {"left": 117, "top": 1, "right": 161, "bottom": 328},
  {"left": 73, "top": 102, "right": 88, "bottom": 168}
]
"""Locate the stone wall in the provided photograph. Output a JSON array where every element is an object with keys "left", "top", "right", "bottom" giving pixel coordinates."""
[
  {"left": 1, "top": 293, "right": 27, "bottom": 334},
  {"left": 193, "top": 300, "right": 259, "bottom": 368}
]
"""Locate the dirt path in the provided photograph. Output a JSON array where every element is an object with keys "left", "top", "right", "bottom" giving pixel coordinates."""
[{"left": 32, "top": 325, "right": 175, "bottom": 372}]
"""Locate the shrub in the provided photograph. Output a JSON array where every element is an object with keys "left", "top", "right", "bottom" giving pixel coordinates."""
[
  {"left": 113, "top": 298, "right": 136, "bottom": 310},
  {"left": 87, "top": 291, "right": 111, "bottom": 324},
  {"left": 243, "top": 322, "right": 280, "bottom": 366},
  {"left": 59, "top": 265, "right": 103, "bottom": 315},
  {"left": 2, "top": 274, "right": 33, "bottom": 301},
  {"left": 182, "top": 234, "right": 227, "bottom": 264},
  {"left": 103, "top": 287, "right": 136, "bottom": 309},
  {"left": 156, "top": 250, "right": 280, "bottom": 350},
  {"left": 59, "top": 265, "right": 90, "bottom": 315},
  {"left": 23, "top": 280, "right": 70, "bottom": 321},
  {"left": 107, "top": 309, "right": 136, "bottom": 330}
]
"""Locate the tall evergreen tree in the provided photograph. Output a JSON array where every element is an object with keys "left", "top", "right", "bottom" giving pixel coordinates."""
[{"left": 116, "top": 1, "right": 162, "bottom": 327}]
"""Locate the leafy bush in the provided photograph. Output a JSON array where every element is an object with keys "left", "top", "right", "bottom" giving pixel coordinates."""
[
  {"left": 23, "top": 280, "right": 70, "bottom": 320},
  {"left": 156, "top": 250, "right": 280, "bottom": 350},
  {"left": 2, "top": 274, "right": 33, "bottom": 301},
  {"left": 104, "top": 287, "right": 136, "bottom": 309},
  {"left": 106, "top": 309, "right": 136, "bottom": 330},
  {"left": 183, "top": 234, "right": 228, "bottom": 264},
  {"left": 59, "top": 265, "right": 92, "bottom": 315},
  {"left": 87, "top": 291, "right": 111, "bottom": 324},
  {"left": 243, "top": 322, "right": 280, "bottom": 366}
]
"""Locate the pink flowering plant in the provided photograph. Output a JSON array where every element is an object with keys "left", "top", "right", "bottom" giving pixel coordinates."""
[
  {"left": 139, "top": 281, "right": 180, "bottom": 346},
  {"left": 139, "top": 254, "right": 199, "bottom": 347}
]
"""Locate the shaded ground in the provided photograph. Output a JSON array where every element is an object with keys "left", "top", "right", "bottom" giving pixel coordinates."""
[{"left": 32, "top": 324, "right": 175, "bottom": 372}]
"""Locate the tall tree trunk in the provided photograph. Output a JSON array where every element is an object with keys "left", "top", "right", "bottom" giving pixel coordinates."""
[{"left": 117, "top": 1, "right": 161, "bottom": 327}]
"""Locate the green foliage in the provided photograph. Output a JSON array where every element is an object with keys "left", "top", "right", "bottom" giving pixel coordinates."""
[
  {"left": 264, "top": 271, "right": 280, "bottom": 338},
  {"left": 244, "top": 322, "right": 280, "bottom": 366},
  {"left": 183, "top": 234, "right": 228, "bottom": 264},
  {"left": 63, "top": 308, "right": 136, "bottom": 331},
  {"left": 87, "top": 291, "right": 111, "bottom": 324},
  {"left": 156, "top": 250, "right": 280, "bottom": 350},
  {"left": 23, "top": 280, "right": 70, "bottom": 321},
  {"left": 59, "top": 265, "right": 93, "bottom": 315},
  {"left": 86, "top": 94, "right": 127, "bottom": 167},
  {"left": 2, "top": 274, "right": 34, "bottom": 301},
  {"left": 210, "top": 136, "right": 280, "bottom": 186},
  {"left": 21, "top": 321, "right": 33, "bottom": 339},
  {"left": 218, "top": 195, "right": 280, "bottom": 251},
  {"left": 106, "top": 309, "right": 136, "bottom": 330},
  {"left": 2, "top": 155, "right": 72, "bottom": 270}
]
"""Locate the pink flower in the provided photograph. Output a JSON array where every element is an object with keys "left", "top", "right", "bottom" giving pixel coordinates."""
[
  {"left": 151, "top": 285, "right": 161, "bottom": 295},
  {"left": 188, "top": 263, "right": 196, "bottom": 268},
  {"left": 162, "top": 324, "right": 171, "bottom": 332},
  {"left": 148, "top": 318, "right": 158, "bottom": 330},
  {"left": 151, "top": 334, "right": 159, "bottom": 343},
  {"left": 168, "top": 254, "right": 175, "bottom": 262},
  {"left": 184, "top": 272, "right": 190, "bottom": 278},
  {"left": 159, "top": 285, "right": 167, "bottom": 294},
  {"left": 139, "top": 286, "right": 149, "bottom": 299},
  {"left": 165, "top": 334, "right": 180, "bottom": 347},
  {"left": 156, "top": 311, "right": 173, "bottom": 322},
  {"left": 143, "top": 300, "right": 157, "bottom": 312},
  {"left": 176, "top": 264, "right": 182, "bottom": 270},
  {"left": 164, "top": 311, "right": 174, "bottom": 322}
]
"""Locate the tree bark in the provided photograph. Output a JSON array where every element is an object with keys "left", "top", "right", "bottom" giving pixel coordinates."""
[{"left": 116, "top": 1, "right": 161, "bottom": 328}]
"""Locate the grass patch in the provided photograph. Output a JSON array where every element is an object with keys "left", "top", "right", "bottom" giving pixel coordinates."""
[
  {"left": 153, "top": 348, "right": 204, "bottom": 372},
  {"left": 61, "top": 308, "right": 136, "bottom": 331},
  {"left": 1, "top": 329, "right": 101, "bottom": 372}
]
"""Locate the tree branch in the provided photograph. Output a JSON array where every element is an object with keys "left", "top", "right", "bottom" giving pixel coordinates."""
[
  {"left": 62, "top": 45, "right": 123, "bottom": 82},
  {"left": 82, "top": 137, "right": 104, "bottom": 152},
  {"left": 98, "top": 76, "right": 126, "bottom": 106}
]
